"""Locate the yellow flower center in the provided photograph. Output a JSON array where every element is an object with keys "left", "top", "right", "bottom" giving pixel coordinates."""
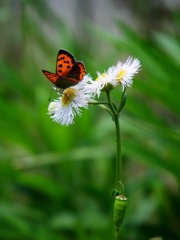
[
  {"left": 96, "top": 73, "right": 107, "bottom": 81},
  {"left": 116, "top": 70, "right": 126, "bottom": 82},
  {"left": 62, "top": 88, "right": 77, "bottom": 106}
]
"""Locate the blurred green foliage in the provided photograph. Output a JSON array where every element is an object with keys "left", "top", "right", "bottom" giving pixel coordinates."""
[{"left": 0, "top": 1, "right": 180, "bottom": 240}]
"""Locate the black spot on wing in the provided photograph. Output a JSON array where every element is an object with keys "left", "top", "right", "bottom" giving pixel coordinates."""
[
  {"left": 67, "top": 62, "right": 86, "bottom": 80},
  {"left": 57, "top": 49, "right": 76, "bottom": 63}
]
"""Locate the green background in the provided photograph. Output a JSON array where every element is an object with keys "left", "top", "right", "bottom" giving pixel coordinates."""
[{"left": 0, "top": 0, "right": 180, "bottom": 239}]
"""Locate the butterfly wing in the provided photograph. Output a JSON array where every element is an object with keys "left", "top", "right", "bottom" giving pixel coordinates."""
[
  {"left": 53, "top": 62, "right": 86, "bottom": 89},
  {"left": 42, "top": 70, "right": 59, "bottom": 84},
  {"left": 42, "top": 49, "right": 86, "bottom": 89},
  {"left": 56, "top": 49, "right": 75, "bottom": 77},
  {"left": 67, "top": 61, "right": 86, "bottom": 83}
]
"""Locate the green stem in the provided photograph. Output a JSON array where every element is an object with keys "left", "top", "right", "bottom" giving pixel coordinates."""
[
  {"left": 105, "top": 90, "right": 128, "bottom": 240},
  {"left": 106, "top": 91, "right": 116, "bottom": 116},
  {"left": 89, "top": 101, "right": 109, "bottom": 106},
  {"left": 106, "top": 91, "right": 123, "bottom": 193},
  {"left": 118, "top": 88, "right": 126, "bottom": 113},
  {"left": 114, "top": 114, "right": 122, "bottom": 191},
  {"left": 89, "top": 100, "right": 114, "bottom": 119}
]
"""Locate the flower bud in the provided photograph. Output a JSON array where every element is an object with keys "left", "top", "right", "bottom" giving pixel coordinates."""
[
  {"left": 113, "top": 195, "right": 127, "bottom": 239},
  {"left": 102, "top": 82, "right": 114, "bottom": 93}
]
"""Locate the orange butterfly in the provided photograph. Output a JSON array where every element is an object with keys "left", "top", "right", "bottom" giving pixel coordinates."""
[{"left": 42, "top": 49, "right": 86, "bottom": 89}]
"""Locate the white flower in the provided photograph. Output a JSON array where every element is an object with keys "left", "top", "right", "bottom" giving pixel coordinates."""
[
  {"left": 90, "top": 66, "right": 117, "bottom": 98},
  {"left": 114, "top": 57, "right": 141, "bottom": 91},
  {"left": 48, "top": 75, "right": 93, "bottom": 126},
  {"left": 91, "top": 57, "right": 141, "bottom": 97}
]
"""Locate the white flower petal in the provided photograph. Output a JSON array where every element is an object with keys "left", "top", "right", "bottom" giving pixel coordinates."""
[
  {"left": 115, "top": 57, "right": 141, "bottom": 91},
  {"left": 90, "top": 56, "right": 141, "bottom": 97},
  {"left": 48, "top": 75, "right": 93, "bottom": 126}
]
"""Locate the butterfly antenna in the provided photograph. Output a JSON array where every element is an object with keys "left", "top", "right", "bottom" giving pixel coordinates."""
[{"left": 49, "top": 88, "right": 54, "bottom": 102}]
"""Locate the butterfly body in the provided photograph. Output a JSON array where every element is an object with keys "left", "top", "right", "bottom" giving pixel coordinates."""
[{"left": 42, "top": 49, "right": 86, "bottom": 89}]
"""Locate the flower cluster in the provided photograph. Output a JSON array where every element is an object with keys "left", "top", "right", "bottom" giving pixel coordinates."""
[{"left": 48, "top": 57, "right": 141, "bottom": 126}]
